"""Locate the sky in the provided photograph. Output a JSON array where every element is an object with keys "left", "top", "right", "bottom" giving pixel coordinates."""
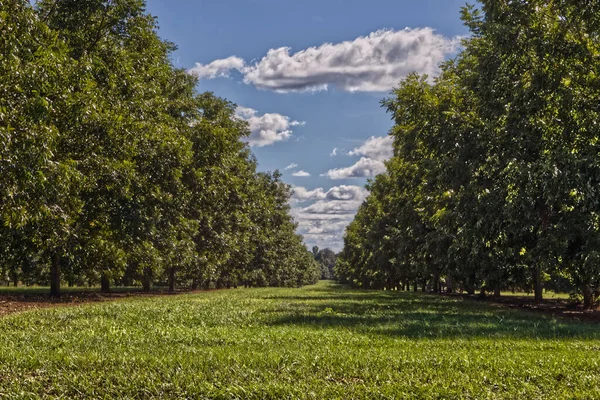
[{"left": 145, "top": 0, "right": 470, "bottom": 252}]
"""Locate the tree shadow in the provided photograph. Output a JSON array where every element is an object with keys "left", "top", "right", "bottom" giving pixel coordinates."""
[{"left": 265, "top": 289, "right": 600, "bottom": 339}]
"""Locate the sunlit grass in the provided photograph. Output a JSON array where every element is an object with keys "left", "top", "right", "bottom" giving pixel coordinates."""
[
  {"left": 0, "top": 281, "right": 598, "bottom": 398},
  {"left": 499, "top": 290, "right": 571, "bottom": 299}
]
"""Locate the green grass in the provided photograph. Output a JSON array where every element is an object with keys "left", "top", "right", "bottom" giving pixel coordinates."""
[
  {"left": 0, "top": 281, "right": 598, "bottom": 399},
  {"left": 499, "top": 290, "right": 571, "bottom": 299}
]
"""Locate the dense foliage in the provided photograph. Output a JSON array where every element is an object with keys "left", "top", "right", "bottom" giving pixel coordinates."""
[
  {"left": 336, "top": 0, "right": 600, "bottom": 308},
  {"left": 312, "top": 246, "right": 337, "bottom": 280},
  {"left": 0, "top": 0, "right": 319, "bottom": 295}
]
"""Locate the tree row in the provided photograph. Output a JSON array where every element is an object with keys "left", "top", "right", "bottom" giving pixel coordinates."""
[
  {"left": 0, "top": 0, "right": 320, "bottom": 295},
  {"left": 336, "top": 1, "right": 600, "bottom": 308}
]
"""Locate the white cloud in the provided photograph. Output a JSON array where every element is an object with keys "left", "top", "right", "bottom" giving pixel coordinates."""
[
  {"left": 235, "top": 106, "right": 304, "bottom": 147},
  {"left": 291, "top": 185, "right": 367, "bottom": 203},
  {"left": 326, "top": 185, "right": 369, "bottom": 201},
  {"left": 190, "top": 28, "right": 461, "bottom": 93},
  {"left": 292, "top": 187, "right": 327, "bottom": 202},
  {"left": 322, "top": 157, "right": 387, "bottom": 179},
  {"left": 188, "top": 56, "right": 245, "bottom": 79},
  {"left": 330, "top": 147, "right": 338, "bottom": 157},
  {"left": 291, "top": 185, "right": 369, "bottom": 251},
  {"left": 284, "top": 163, "right": 298, "bottom": 171},
  {"left": 292, "top": 170, "right": 311, "bottom": 177},
  {"left": 348, "top": 136, "right": 393, "bottom": 161},
  {"left": 322, "top": 136, "right": 393, "bottom": 179},
  {"left": 302, "top": 200, "right": 362, "bottom": 215}
]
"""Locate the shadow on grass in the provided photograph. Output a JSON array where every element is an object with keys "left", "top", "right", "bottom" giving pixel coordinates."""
[{"left": 265, "top": 288, "right": 600, "bottom": 339}]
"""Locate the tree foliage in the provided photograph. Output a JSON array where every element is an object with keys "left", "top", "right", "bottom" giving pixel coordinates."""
[
  {"left": 336, "top": 0, "right": 600, "bottom": 308},
  {"left": 0, "top": 0, "right": 319, "bottom": 294}
]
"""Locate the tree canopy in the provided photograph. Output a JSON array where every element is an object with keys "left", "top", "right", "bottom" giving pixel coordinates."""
[
  {"left": 336, "top": 0, "right": 600, "bottom": 308},
  {"left": 0, "top": 0, "right": 320, "bottom": 295}
]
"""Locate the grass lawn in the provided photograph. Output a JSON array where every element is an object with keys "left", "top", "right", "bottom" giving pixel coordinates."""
[{"left": 0, "top": 281, "right": 598, "bottom": 399}]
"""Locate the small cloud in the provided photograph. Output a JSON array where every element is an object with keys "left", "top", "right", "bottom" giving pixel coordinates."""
[
  {"left": 284, "top": 163, "right": 298, "bottom": 171},
  {"left": 348, "top": 136, "right": 393, "bottom": 161},
  {"left": 234, "top": 106, "right": 304, "bottom": 147},
  {"left": 322, "top": 157, "right": 386, "bottom": 179},
  {"left": 325, "top": 185, "right": 369, "bottom": 201},
  {"left": 292, "top": 170, "right": 311, "bottom": 177},
  {"left": 188, "top": 56, "right": 245, "bottom": 79},
  {"left": 291, "top": 185, "right": 368, "bottom": 202},
  {"left": 330, "top": 147, "right": 338, "bottom": 157},
  {"left": 292, "top": 186, "right": 327, "bottom": 201}
]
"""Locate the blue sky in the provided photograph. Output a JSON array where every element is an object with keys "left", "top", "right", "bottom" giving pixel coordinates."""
[{"left": 145, "top": 0, "right": 470, "bottom": 251}]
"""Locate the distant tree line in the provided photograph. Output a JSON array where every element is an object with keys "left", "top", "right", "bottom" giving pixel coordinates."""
[
  {"left": 336, "top": 1, "right": 600, "bottom": 308},
  {"left": 312, "top": 246, "right": 337, "bottom": 280},
  {"left": 0, "top": 0, "right": 320, "bottom": 295}
]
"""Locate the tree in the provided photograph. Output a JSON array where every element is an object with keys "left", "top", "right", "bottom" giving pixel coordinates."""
[{"left": 337, "top": 1, "right": 600, "bottom": 308}]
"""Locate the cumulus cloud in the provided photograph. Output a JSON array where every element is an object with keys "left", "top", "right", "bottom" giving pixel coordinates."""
[
  {"left": 330, "top": 148, "right": 338, "bottom": 157},
  {"left": 235, "top": 106, "right": 304, "bottom": 147},
  {"left": 302, "top": 200, "right": 363, "bottom": 215},
  {"left": 188, "top": 56, "right": 245, "bottom": 79},
  {"left": 293, "top": 209, "right": 355, "bottom": 251},
  {"left": 322, "top": 157, "right": 387, "bottom": 179},
  {"left": 326, "top": 185, "right": 369, "bottom": 201},
  {"left": 292, "top": 170, "right": 311, "bottom": 177},
  {"left": 292, "top": 187, "right": 327, "bottom": 202},
  {"left": 291, "top": 185, "right": 369, "bottom": 251},
  {"left": 284, "top": 163, "right": 298, "bottom": 171},
  {"left": 292, "top": 185, "right": 367, "bottom": 203},
  {"left": 322, "top": 135, "right": 394, "bottom": 179},
  {"left": 348, "top": 136, "right": 393, "bottom": 161},
  {"left": 190, "top": 28, "right": 461, "bottom": 93}
]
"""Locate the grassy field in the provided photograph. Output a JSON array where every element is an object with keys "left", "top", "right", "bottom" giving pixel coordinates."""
[{"left": 0, "top": 281, "right": 599, "bottom": 399}]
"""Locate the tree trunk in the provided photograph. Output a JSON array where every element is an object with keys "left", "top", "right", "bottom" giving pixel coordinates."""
[
  {"left": 583, "top": 286, "right": 595, "bottom": 309},
  {"left": 13, "top": 275, "right": 18, "bottom": 287},
  {"left": 143, "top": 268, "right": 151, "bottom": 292},
  {"left": 479, "top": 286, "right": 486, "bottom": 298},
  {"left": 533, "top": 265, "right": 543, "bottom": 302},
  {"left": 433, "top": 274, "right": 440, "bottom": 293},
  {"left": 169, "top": 267, "right": 175, "bottom": 293},
  {"left": 421, "top": 279, "right": 427, "bottom": 293},
  {"left": 466, "top": 273, "right": 476, "bottom": 295},
  {"left": 50, "top": 252, "right": 61, "bottom": 297},
  {"left": 191, "top": 279, "right": 198, "bottom": 290},
  {"left": 101, "top": 273, "right": 111, "bottom": 293},
  {"left": 413, "top": 281, "right": 418, "bottom": 292},
  {"left": 494, "top": 286, "right": 501, "bottom": 297},
  {"left": 122, "top": 272, "right": 132, "bottom": 287},
  {"left": 446, "top": 275, "right": 454, "bottom": 294}
]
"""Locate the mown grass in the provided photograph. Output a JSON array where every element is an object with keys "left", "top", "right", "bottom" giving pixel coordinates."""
[
  {"left": 499, "top": 290, "right": 571, "bottom": 299},
  {"left": 0, "top": 281, "right": 598, "bottom": 399}
]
